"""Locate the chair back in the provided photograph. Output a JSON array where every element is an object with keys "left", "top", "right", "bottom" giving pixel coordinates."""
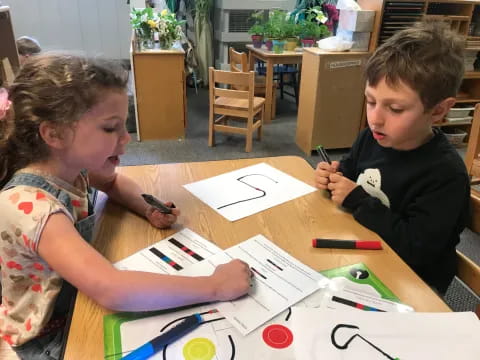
[
  {"left": 465, "top": 103, "right": 480, "bottom": 184},
  {"left": 229, "top": 47, "right": 248, "bottom": 73},
  {"left": 209, "top": 67, "right": 255, "bottom": 110},
  {"left": 456, "top": 191, "right": 480, "bottom": 302}
]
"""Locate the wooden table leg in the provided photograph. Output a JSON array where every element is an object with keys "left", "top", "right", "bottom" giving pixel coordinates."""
[
  {"left": 248, "top": 51, "right": 255, "bottom": 71},
  {"left": 265, "top": 59, "right": 274, "bottom": 122}
]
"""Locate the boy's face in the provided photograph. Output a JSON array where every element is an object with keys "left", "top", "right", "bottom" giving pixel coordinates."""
[{"left": 365, "top": 77, "right": 452, "bottom": 151}]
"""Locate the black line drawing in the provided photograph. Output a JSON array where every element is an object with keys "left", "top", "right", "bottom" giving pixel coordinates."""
[
  {"left": 331, "top": 324, "right": 399, "bottom": 359},
  {"left": 160, "top": 310, "right": 236, "bottom": 360},
  {"left": 217, "top": 174, "right": 278, "bottom": 210},
  {"left": 285, "top": 307, "right": 292, "bottom": 322}
]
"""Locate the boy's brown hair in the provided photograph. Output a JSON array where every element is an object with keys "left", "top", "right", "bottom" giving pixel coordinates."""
[
  {"left": 16, "top": 36, "right": 41, "bottom": 56},
  {"left": 365, "top": 21, "right": 465, "bottom": 111}
]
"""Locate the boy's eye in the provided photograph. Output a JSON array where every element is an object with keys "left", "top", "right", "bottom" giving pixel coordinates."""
[{"left": 389, "top": 107, "right": 403, "bottom": 114}]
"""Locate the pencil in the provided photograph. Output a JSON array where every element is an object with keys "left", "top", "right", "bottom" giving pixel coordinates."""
[{"left": 316, "top": 145, "right": 331, "bottom": 164}]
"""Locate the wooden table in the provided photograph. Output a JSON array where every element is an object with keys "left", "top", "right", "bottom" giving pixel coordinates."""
[
  {"left": 63, "top": 156, "right": 450, "bottom": 359},
  {"left": 247, "top": 45, "right": 303, "bottom": 122}
]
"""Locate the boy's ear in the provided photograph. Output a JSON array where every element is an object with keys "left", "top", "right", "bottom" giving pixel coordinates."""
[
  {"left": 38, "top": 121, "right": 68, "bottom": 149},
  {"left": 430, "top": 97, "right": 456, "bottom": 124}
]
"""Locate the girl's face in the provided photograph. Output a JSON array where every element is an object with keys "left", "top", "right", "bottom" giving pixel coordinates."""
[{"left": 61, "top": 90, "right": 131, "bottom": 177}]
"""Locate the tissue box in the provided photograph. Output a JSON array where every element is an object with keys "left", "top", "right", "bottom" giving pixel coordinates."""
[
  {"left": 339, "top": 10, "right": 375, "bottom": 32},
  {"left": 336, "top": 29, "right": 371, "bottom": 51}
]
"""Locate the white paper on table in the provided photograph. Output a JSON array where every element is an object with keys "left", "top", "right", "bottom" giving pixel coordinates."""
[
  {"left": 183, "top": 163, "right": 317, "bottom": 221},
  {"left": 114, "top": 228, "right": 221, "bottom": 274},
  {"left": 118, "top": 291, "right": 327, "bottom": 360},
  {"left": 180, "top": 234, "right": 329, "bottom": 335},
  {"left": 291, "top": 307, "right": 480, "bottom": 360}
]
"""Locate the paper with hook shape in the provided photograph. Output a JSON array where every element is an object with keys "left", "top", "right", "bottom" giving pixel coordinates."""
[
  {"left": 183, "top": 163, "right": 317, "bottom": 221},
  {"left": 291, "top": 307, "right": 480, "bottom": 359}
]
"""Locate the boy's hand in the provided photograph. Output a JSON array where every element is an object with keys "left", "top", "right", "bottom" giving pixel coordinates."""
[
  {"left": 145, "top": 201, "right": 180, "bottom": 228},
  {"left": 328, "top": 173, "right": 357, "bottom": 205},
  {"left": 314, "top": 161, "right": 341, "bottom": 189},
  {"left": 211, "top": 259, "right": 251, "bottom": 301}
]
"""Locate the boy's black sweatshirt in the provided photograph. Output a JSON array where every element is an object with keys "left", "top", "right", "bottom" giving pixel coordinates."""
[{"left": 340, "top": 128, "right": 470, "bottom": 293}]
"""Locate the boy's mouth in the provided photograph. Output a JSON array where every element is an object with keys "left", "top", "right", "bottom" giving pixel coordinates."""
[
  {"left": 107, "top": 155, "right": 120, "bottom": 166},
  {"left": 372, "top": 130, "right": 386, "bottom": 140}
]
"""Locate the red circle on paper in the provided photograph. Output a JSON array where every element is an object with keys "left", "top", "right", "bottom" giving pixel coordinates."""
[{"left": 262, "top": 324, "right": 293, "bottom": 349}]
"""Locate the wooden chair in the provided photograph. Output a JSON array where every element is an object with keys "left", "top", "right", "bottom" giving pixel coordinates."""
[
  {"left": 208, "top": 67, "right": 265, "bottom": 152},
  {"left": 465, "top": 103, "right": 480, "bottom": 185},
  {"left": 228, "top": 47, "right": 276, "bottom": 118}
]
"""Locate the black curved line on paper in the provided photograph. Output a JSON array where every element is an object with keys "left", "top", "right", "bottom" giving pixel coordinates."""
[
  {"left": 330, "top": 324, "right": 397, "bottom": 360},
  {"left": 285, "top": 307, "right": 292, "bottom": 321},
  {"left": 217, "top": 174, "right": 279, "bottom": 210},
  {"left": 228, "top": 334, "right": 236, "bottom": 360},
  {"left": 161, "top": 311, "right": 233, "bottom": 360}
]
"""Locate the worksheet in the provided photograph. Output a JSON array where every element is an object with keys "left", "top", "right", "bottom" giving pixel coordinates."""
[
  {"left": 180, "top": 234, "right": 329, "bottom": 335},
  {"left": 291, "top": 308, "right": 480, "bottom": 360},
  {"left": 104, "top": 287, "right": 328, "bottom": 360},
  {"left": 114, "top": 228, "right": 221, "bottom": 274},
  {"left": 183, "top": 163, "right": 317, "bottom": 221}
]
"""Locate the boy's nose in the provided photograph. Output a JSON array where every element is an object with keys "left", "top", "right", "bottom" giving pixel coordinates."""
[{"left": 368, "top": 107, "right": 384, "bottom": 127}]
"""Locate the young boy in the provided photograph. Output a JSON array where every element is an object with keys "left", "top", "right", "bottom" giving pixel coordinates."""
[
  {"left": 16, "top": 36, "right": 41, "bottom": 65},
  {"left": 314, "top": 21, "right": 470, "bottom": 294}
]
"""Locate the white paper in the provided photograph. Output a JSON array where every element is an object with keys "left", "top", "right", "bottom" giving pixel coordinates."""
[
  {"left": 183, "top": 163, "right": 317, "bottom": 221},
  {"left": 180, "top": 234, "right": 328, "bottom": 335},
  {"left": 114, "top": 228, "right": 221, "bottom": 274},
  {"left": 291, "top": 307, "right": 480, "bottom": 360},
  {"left": 119, "top": 289, "right": 328, "bottom": 359}
]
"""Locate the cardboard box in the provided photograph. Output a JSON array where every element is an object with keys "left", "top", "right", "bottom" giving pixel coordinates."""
[
  {"left": 339, "top": 9, "right": 375, "bottom": 32},
  {"left": 336, "top": 29, "right": 371, "bottom": 52}
]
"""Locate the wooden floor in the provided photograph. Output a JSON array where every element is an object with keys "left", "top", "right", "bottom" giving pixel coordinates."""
[{"left": 0, "top": 341, "right": 18, "bottom": 360}]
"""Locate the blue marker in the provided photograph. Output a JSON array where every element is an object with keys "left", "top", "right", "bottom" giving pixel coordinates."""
[{"left": 121, "top": 313, "right": 203, "bottom": 360}]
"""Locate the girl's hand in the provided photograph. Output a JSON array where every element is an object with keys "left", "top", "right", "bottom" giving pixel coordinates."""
[
  {"left": 211, "top": 259, "right": 251, "bottom": 301},
  {"left": 145, "top": 201, "right": 180, "bottom": 228},
  {"left": 314, "top": 160, "right": 340, "bottom": 189},
  {"left": 327, "top": 173, "right": 357, "bottom": 205}
]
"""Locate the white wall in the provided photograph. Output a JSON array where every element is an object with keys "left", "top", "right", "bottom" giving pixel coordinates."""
[{"left": 3, "top": 0, "right": 131, "bottom": 59}]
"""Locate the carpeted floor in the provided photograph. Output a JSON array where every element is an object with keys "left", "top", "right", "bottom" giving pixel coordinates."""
[{"left": 123, "top": 86, "right": 480, "bottom": 313}]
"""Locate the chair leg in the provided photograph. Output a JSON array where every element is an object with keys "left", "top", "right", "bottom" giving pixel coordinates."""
[
  {"left": 292, "top": 72, "right": 299, "bottom": 107},
  {"left": 208, "top": 110, "right": 215, "bottom": 147},
  {"left": 246, "top": 115, "right": 253, "bottom": 152},
  {"left": 280, "top": 73, "right": 284, "bottom": 100},
  {"left": 258, "top": 107, "right": 264, "bottom": 140},
  {"left": 271, "top": 85, "right": 276, "bottom": 118}
]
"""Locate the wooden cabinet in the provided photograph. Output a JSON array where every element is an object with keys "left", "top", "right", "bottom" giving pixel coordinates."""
[
  {"left": 296, "top": 49, "right": 371, "bottom": 154},
  {"left": 358, "top": 0, "right": 480, "bottom": 146},
  {"left": 130, "top": 45, "right": 186, "bottom": 140}
]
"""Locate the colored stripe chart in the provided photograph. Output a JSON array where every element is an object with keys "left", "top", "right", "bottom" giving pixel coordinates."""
[{"left": 114, "top": 229, "right": 222, "bottom": 275}]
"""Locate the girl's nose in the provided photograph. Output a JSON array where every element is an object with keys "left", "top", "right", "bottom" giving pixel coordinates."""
[{"left": 119, "top": 127, "right": 131, "bottom": 145}]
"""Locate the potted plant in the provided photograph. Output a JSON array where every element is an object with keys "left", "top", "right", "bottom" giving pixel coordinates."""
[
  {"left": 248, "top": 24, "right": 265, "bottom": 48},
  {"left": 157, "top": 9, "right": 185, "bottom": 49},
  {"left": 295, "top": 6, "right": 331, "bottom": 48},
  {"left": 248, "top": 11, "right": 265, "bottom": 48},
  {"left": 130, "top": 7, "right": 159, "bottom": 50},
  {"left": 266, "top": 10, "right": 288, "bottom": 54},
  {"left": 283, "top": 16, "right": 300, "bottom": 51}
]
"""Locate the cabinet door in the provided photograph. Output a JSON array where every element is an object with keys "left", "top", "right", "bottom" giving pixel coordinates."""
[{"left": 133, "top": 53, "right": 185, "bottom": 140}]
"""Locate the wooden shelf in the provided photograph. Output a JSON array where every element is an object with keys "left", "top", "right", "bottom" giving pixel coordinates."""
[
  {"left": 464, "top": 71, "right": 480, "bottom": 79},
  {"left": 455, "top": 98, "right": 480, "bottom": 103}
]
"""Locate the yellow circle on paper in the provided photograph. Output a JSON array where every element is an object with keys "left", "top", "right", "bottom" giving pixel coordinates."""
[{"left": 182, "top": 337, "right": 216, "bottom": 360}]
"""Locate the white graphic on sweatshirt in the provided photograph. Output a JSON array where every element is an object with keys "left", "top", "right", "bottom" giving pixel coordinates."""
[{"left": 356, "top": 168, "right": 391, "bottom": 208}]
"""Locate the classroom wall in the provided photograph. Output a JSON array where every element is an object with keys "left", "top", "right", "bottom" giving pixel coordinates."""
[{"left": 2, "top": 0, "right": 131, "bottom": 59}]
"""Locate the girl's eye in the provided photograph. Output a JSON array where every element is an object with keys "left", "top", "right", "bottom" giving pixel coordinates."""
[{"left": 103, "top": 127, "right": 116, "bottom": 133}]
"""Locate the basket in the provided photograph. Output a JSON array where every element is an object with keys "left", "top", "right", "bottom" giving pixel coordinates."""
[
  {"left": 443, "top": 128, "right": 468, "bottom": 146},
  {"left": 446, "top": 107, "right": 474, "bottom": 119}
]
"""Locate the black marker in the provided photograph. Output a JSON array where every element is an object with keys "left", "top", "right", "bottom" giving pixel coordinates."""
[{"left": 141, "top": 193, "right": 175, "bottom": 214}]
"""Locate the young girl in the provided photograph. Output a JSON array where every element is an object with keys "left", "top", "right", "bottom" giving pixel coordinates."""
[{"left": 0, "top": 54, "right": 251, "bottom": 359}]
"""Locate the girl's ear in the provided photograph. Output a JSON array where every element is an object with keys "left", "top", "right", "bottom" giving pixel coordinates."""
[
  {"left": 431, "top": 97, "right": 456, "bottom": 124},
  {"left": 38, "top": 121, "right": 69, "bottom": 149}
]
